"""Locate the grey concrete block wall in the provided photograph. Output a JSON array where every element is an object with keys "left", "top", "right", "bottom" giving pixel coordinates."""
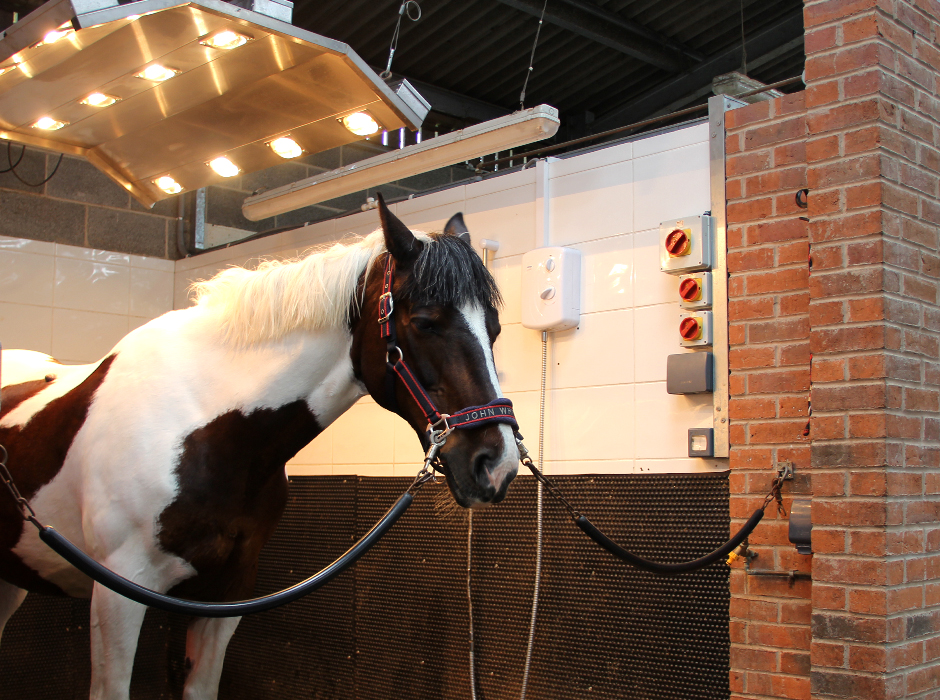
[
  {"left": 0, "top": 147, "right": 178, "bottom": 259},
  {"left": 0, "top": 139, "right": 474, "bottom": 259}
]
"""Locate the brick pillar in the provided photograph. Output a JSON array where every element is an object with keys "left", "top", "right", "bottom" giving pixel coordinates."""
[
  {"left": 726, "top": 94, "right": 813, "bottom": 699},
  {"left": 804, "top": 0, "right": 940, "bottom": 697}
]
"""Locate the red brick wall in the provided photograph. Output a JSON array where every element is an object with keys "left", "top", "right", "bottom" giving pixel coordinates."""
[
  {"left": 725, "top": 1, "right": 940, "bottom": 698},
  {"left": 726, "top": 92, "right": 813, "bottom": 700},
  {"left": 804, "top": 0, "right": 940, "bottom": 697}
]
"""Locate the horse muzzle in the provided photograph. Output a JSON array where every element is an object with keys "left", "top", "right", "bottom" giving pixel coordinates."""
[{"left": 440, "top": 429, "right": 519, "bottom": 507}]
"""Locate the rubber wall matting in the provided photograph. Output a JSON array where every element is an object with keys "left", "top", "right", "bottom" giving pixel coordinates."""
[{"left": 0, "top": 473, "right": 730, "bottom": 700}]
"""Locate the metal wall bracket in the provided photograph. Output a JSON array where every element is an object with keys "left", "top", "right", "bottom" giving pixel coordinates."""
[{"left": 776, "top": 461, "right": 794, "bottom": 480}]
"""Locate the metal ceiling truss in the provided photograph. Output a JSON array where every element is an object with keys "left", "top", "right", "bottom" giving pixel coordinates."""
[
  {"left": 593, "top": 10, "right": 804, "bottom": 130},
  {"left": 494, "top": 0, "right": 698, "bottom": 72}
]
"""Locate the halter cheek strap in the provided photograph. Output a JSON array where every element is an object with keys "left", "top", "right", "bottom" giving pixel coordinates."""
[{"left": 377, "top": 253, "right": 518, "bottom": 436}]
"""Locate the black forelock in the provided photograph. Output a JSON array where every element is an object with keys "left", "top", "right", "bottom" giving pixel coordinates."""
[{"left": 398, "top": 233, "right": 502, "bottom": 310}]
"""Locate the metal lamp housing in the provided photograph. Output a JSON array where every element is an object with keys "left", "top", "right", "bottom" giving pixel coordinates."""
[{"left": 0, "top": 0, "right": 428, "bottom": 207}]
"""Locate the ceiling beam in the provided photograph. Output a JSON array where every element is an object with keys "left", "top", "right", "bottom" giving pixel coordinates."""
[
  {"left": 555, "top": 0, "right": 704, "bottom": 62},
  {"left": 493, "top": 0, "right": 692, "bottom": 73},
  {"left": 593, "top": 10, "right": 804, "bottom": 131}
]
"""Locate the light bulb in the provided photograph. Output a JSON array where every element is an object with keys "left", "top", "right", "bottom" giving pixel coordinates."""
[
  {"left": 40, "top": 28, "right": 74, "bottom": 45},
  {"left": 269, "top": 137, "right": 303, "bottom": 159},
  {"left": 342, "top": 112, "right": 380, "bottom": 136},
  {"left": 209, "top": 156, "right": 240, "bottom": 178},
  {"left": 33, "top": 117, "right": 67, "bottom": 130},
  {"left": 81, "top": 92, "right": 119, "bottom": 107},
  {"left": 154, "top": 176, "right": 183, "bottom": 194},
  {"left": 135, "top": 65, "right": 178, "bottom": 82},
  {"left": 201, "top": 30, "right": 248, "bottom": 50}
]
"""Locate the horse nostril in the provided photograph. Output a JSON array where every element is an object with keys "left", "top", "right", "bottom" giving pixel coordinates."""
[{"left": 472, "top": 449, "right": 499, "bottom": 491}]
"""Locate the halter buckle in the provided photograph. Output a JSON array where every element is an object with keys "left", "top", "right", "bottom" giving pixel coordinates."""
[{"left": 377, "top": 292, "right": 394, "bottom": 324}]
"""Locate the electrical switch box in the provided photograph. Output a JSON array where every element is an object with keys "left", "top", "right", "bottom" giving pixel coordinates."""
[
  {"left": 678, "top": 271, "right": 712, "bottom": 310},
  {"left": 688, "top": 428, "right": 714, "bottom": 458},
  {"left": 660, "top": 215, "right": 715, "bottom": 275},
  {"left": 522, "top": 247, "right": 581, "bottom": 332},
  {"left": 666, "top": 352, "right": 714, "bottom": 394},
  {"left": 678, "top": 310, "right": 713, "bottom": 347}
]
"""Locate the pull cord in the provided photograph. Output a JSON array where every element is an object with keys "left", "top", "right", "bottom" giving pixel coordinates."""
[
  {"left": 519, "top": 330, "right": 547, "bottom": 700},
  {"left": 380, "top": 0, "right": 421, "bottom": 80}
]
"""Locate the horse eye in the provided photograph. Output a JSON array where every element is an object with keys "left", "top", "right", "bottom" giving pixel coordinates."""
[{"left": 412, "top": 317, "right": 436, "bottom": 333}]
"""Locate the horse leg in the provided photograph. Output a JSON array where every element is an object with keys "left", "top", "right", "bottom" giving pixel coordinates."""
[
  {"left": 182, "top": 616, "right": 241, "bottom": 700},
  {"left": 89, "top": 583, "right": 148, "bottom": 700},
  {"left": 0, "top": 579, "right": 27, "bottom": 644}
]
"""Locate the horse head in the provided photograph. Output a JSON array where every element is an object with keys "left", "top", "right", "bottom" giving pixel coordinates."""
[{"left": 351, "top": 196, "right": 518, "bottom": 507}]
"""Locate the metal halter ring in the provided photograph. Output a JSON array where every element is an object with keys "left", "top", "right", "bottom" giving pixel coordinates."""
[
  {"left": 386, "top": 345, "right": 403, "bottom": 364},
  {"left": 428, "top": 414, "right": 452, "bottom": 441}
]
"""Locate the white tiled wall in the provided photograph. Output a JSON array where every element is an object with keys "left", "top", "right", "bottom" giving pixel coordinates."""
[
  {"left": 0, "top": 237, "right": 174, "bottom": 363},
  {"left": 172, "top": 120, "right": 725, "bottom": 477}
]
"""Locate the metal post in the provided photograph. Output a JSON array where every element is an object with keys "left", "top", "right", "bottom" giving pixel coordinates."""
[{"left": 708, "top": 95, "right": 745, "bottom": 459}]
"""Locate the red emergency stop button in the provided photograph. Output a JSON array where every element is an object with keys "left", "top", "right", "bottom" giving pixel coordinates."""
[
  {"left": 679, "top": 277, "right": 702, "bottom": 302},
  {"left": 679, "top": 316, "right": 702, "bottom": 341},
  {"left": 665, "top": 228, "right": 691, "bottom": 257}
]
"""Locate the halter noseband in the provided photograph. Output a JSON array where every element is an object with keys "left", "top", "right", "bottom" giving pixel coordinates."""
[{"left": 378, "top": 252, "right": 519, "bottom": 440}]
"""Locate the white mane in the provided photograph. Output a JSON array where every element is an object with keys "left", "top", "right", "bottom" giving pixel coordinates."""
[{"left": 191, "top": 229, "right": 431, "bottom": 345}]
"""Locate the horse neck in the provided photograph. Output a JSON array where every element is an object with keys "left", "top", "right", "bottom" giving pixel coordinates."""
[{"left": 181, "top": 310, "right": 366, "bottom": 430}]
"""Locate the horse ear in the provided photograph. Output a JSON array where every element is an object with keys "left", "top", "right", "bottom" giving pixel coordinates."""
[
  {"left": 443, "top": 212, "right": 470, "bottom": 243},
  {"left": 377, "top": 193, "right": 419, "bottom": 263}
]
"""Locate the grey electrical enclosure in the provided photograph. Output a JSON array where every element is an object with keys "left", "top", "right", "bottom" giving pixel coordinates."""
[
  {"left": 789, "top": 499, "right": 812, "bottom": 555},
  {"left": 667, "top": 352, "right": 714, "bottom": 394}
]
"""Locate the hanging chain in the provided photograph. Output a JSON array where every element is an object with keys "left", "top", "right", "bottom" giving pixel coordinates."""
[
  {"left": 381, "top": 0, "right": 422, "bottom": 80},
  {"left": 762, "top": 471, "right": 788, "bottom": 518},
  {"left": 0, "top": 444, "right": 43, "bottom": 530},
  {"left": 518, "top": 0, "right": 549, "bottom": 110}
]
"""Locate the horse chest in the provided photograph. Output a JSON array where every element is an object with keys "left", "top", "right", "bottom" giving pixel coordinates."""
[{"left": 156, "top": 400, "right": 323, "bottom": 600}]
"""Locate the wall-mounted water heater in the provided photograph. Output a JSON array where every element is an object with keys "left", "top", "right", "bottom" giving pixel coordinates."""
[{"left": 522, "top": 247, "right": 581, "bottom": 331}]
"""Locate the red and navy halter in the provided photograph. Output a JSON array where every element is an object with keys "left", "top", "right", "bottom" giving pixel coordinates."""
[{"left": 378, "top": 252, "right": 518, "bottom": 437}]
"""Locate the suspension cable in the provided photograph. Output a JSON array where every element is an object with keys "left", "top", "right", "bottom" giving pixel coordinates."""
[
  {"left": 380, "top": 0, "right": 421, "bottom": 80},
  {"left": 518, "top": 0, "right": 549, "bottom": 110}
]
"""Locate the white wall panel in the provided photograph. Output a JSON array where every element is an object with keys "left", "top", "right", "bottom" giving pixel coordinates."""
[
  {"left": 0, "top": 302, "right": 53, "bottom": 354},
  {"left": 51, "top": 308, "right": 128, "bottom": 363},
  {"left": 54, "top": 257, "right": 131, "bottom": 315},
  {"left": 464, "top": 183, "right": 537, "bottom": 259},
  {"left": 549, "top": 160, "right": 633, "bottom": 246},
  {"left": 551, "top": 309, "right": 634, "bottom": 388},
  {"left": 634, "top": 382, "right": 713, "bottom": 459},
  {"left": 546, "top": 384, "right": 635, "bottom": 462},
  {"left": 0, "top": 235, "right": 174, "bottom": 364},
  {"left": 633, "top": 141, "right": 710, "bottom": 232},
  {"left": 633, "top": 303, "right": 681, "bottom": 384},
  {"left": 578, "top": 233, "right": 634, "bottom": 313},
  {"left": 634, "top": 228, "right": 680, "bottom": 307},
  {"left": 0, "top": 248, "right": 55, "bottom": 306}
]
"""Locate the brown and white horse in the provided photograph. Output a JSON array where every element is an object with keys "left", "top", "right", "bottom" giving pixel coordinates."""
[{"left": 0, "top": 199, "right": 518, "bottom": 699}]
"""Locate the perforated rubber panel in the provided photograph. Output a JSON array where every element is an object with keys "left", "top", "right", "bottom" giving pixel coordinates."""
[
  {"left": 0, "top": 473, "right": 729, "bottom": 700},
  {"left": 219, "top": 475, "right": 358, "bottom": 700}
]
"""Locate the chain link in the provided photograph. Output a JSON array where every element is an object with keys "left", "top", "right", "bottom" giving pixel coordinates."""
[{"left": 0, "top": 443, "right": 43, "bottom": 530}]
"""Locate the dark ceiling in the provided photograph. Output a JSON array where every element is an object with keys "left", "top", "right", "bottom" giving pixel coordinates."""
[
  {"left": 0, "top": 0, "right": 805, "bottom": 140},
  {"left": 293, "top": 0, "right": 806, "bottom": 136}
]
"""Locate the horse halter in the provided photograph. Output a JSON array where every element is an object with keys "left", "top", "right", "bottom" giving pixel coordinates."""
[{"left": 377, "top": 252, "right": 519, "bottom": 454}]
